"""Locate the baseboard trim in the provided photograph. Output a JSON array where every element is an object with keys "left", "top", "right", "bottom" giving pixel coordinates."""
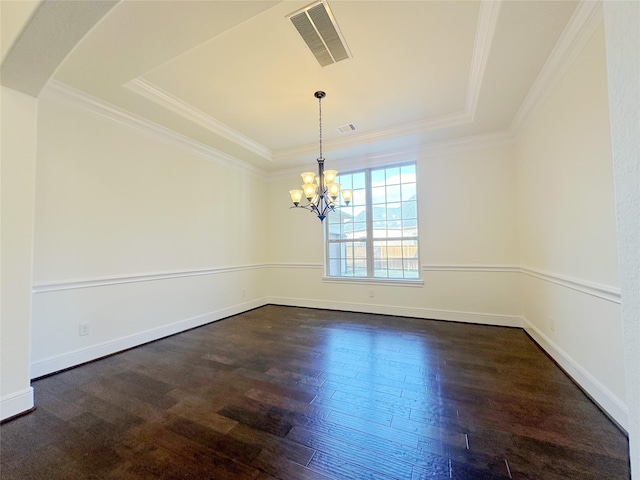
[
  {"left": 522, "top": 316, "right": 628, "bottom": 430},
  {"left": 267, "top": 296, "right": 523, "bottom": 328},
  {"left": 0, "top": 387, "right": 34, "bottom": 422},
  {"left": 30, "top": 297, "right": 269, "bottom": 379}
]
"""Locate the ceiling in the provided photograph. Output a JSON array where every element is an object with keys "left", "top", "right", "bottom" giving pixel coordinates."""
[{"left": 4, "top": 0, "right": 581, "bottom": 171}]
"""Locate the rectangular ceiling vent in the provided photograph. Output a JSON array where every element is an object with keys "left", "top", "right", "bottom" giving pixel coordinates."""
[
  {"left": 288, "top": 1, "right": 351, "bottom": 67},
  {"left": 337, "top": 123, "right": 356, "bottom": 134}
]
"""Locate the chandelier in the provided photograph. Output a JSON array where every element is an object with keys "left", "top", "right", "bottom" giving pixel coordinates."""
[{"left": 289, "top": 91, "right": 352, "bottom": 221}]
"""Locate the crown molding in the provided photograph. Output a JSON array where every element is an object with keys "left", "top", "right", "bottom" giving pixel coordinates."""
[
  {"left": 125, "top": 77, "right": 273, "bottom": 161},
  {"left": 466, "top": 0, "right": 502, "bottom": 120},
  {"left": 40, "top": 80, "right": 268, "bottom": 178},
  {"left": 272, "top": 110, "right": 472, "bottom": 164},
  {"left": 417, "top": 130, "right": 514, "bottom": 159},
  {"left": 267, "top": 130, "right": 514, "bottom": 181},
  {"left": 509, "top": 0, "right": 603, "bottom": 137}
]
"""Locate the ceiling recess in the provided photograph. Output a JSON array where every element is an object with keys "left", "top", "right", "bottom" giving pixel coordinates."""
[{"left": 288, "top": 1, "right": 351, "bottom": 67}]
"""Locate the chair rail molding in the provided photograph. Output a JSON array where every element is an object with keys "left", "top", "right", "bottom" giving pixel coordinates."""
[
  {"left": 421, "top": 264, "right": 620, "bottom": 303},
  {"left": 519, "top": 266, "right": 620, "bottom": 304},
  {"left": 33, "top": 264, "right": 268, "bottom": 294}
]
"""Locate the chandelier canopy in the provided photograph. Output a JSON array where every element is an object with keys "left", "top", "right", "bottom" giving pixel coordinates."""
[{"left": 289, "top": 91, "right": 352, "bottom": 221}]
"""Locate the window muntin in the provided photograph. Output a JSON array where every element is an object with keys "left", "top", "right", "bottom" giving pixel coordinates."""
[{"left": 326, "top": 163, "right": 419, "bottom": 279}]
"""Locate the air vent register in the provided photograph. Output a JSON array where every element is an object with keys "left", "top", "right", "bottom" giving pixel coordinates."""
[{"left": 288, "top": 1, "right": 351, "bottom": 67}]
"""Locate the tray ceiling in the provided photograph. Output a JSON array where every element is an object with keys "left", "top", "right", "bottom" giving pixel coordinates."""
[{"left": 8, "top": 1, "right": 581, "bottom": 170}]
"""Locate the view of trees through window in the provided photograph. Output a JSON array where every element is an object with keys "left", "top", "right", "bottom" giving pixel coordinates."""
[{"left": 326, "top": 163, "right": 419, "bottom": 279}]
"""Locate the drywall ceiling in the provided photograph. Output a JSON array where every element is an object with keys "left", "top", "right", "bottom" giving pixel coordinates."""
[{"left": 5, "top": 0, "right": 580, "bottom": 170}]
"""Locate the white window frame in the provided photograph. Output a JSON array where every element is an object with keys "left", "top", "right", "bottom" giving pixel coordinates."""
[{"left": 323, "top": 162, "right": 422, "bottom": 285}]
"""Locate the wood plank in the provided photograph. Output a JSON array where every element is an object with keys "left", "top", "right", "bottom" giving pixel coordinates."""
[{"left": 0, "top": 305, "right": 629, "bottom": 480}]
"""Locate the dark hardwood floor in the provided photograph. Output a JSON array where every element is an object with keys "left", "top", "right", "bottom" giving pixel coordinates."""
[{"left": 0, "top": 305, "right": 630, "bottom": 479}]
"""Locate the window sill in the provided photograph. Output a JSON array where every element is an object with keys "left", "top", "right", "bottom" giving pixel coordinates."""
[{"left": 322, "top": 276, "right": 424, "bottom": 287}]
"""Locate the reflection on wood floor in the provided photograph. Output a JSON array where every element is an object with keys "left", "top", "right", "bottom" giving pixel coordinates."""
[{"left": 0, "top": 305, "right": 630, "bottom": 479}]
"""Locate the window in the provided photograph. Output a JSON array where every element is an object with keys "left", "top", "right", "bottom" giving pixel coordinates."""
[{"left": 326, "top": 163, "right": 420, "bottom": 280}]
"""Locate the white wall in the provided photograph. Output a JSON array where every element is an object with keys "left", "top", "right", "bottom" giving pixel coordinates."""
[
  {"left": 0, "top": 86, "right": 37, "bottom": 420},
  {"left": 515, "top": 25, "right": 626, "bottom": 425},
  {"left": 604, "top": 1, "right": 640, "bottom": 474},
  {"left": 268, "top": 142, "right": 522, "bottom": 326},
  {"left": 30, "top": 88, "right": 270, "bottom": 377}
]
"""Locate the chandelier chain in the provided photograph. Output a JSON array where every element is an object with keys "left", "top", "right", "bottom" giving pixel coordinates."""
[{"left": 318, "top": 95, "right": 322, "bottom": 159}]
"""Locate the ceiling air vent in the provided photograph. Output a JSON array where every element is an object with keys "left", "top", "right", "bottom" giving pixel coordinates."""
[
  {"left": 288, "top": 1, "right": 351, "bottom": 67},
  {"left": 337, "top": 123, "right": 356, "bottom": 134}
]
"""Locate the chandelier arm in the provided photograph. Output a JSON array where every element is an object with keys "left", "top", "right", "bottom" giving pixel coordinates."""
[
  {"left": 320, "top": 197, "right": 333, "bottom": 216},
  {"left": 289, "top": 203, "right": 316, "bottom": 213}
]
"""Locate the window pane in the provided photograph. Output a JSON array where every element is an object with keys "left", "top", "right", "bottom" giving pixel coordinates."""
[
  {"left": 385, "top": 167, "right": 400, "bottom": 185},
  {"left": 352, "top": 189, "right": 366, "bottom": 206},
  {"left": 387, "top": 202, "right": 401, "bottom": 229},
  {"left": 351, "top": 206, "right": 366, "bottom": 223},
  {"left": 373, "top": 206, "right": 386, "bottom": 221},
  {"left": 387, "top": 240, "right": 403, "bottom": 277},
  {"left": 402, "top": 201, "right": 417, "bottom": 221},
  {"left": 327, "top": 221, "right": 341, "bottom": 238},
  {"left": 403, "top": 218, "right": 417, "bottom": 236},
  {"left": 343, "top": 243, "right": 355, "bottom": 276},
  {"left": 352, "top": 222, "right": 367, "bottom": 239},
  {"left": 371, "top": 169, "right": 385, "bottom": 186},
  {"left": 354, "top": 241, "right": 367, "bottom": 276},
  {"left": 402, "top": 239, "right": 419, "bottom": 278},
  {"left": 386, "top": 184, "right": 401, "bottom": 202},
  {"left": 339, "top": 175, "right": 353, "bottom": 190},
  {"left": 373, "top": 240, "right": 388, "bottom": 278},
  {"left": 328, "top": 242, "right": 342, "bottom": 257},
  {"left": 373, "top": 221, "right": 386, "bottom": 238},
  {"left": 401, "top": 183, "right": 416, "bottom": 201},
  {"left": 353, "top": 172, "right": 366, "bottom": 190},
  {"left": 372, "top": 186, "right": 386, "bottom": 204},
  {"left": 401, "top": 164, "right": 416, "bottom": 183},
  {"left": 327, "top": 242, "right": 345, "bottom": 276}
]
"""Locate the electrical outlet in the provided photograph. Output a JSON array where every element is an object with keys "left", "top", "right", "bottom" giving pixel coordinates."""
[
  {"left": 549, "top": 317, "right": 555, "bottom": 332},
  {"left": 369, "top": 290, "right": 375, "bottom": 298},
  {"left": 79, "top": 323, "right": 90, "bottom": 336}
]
